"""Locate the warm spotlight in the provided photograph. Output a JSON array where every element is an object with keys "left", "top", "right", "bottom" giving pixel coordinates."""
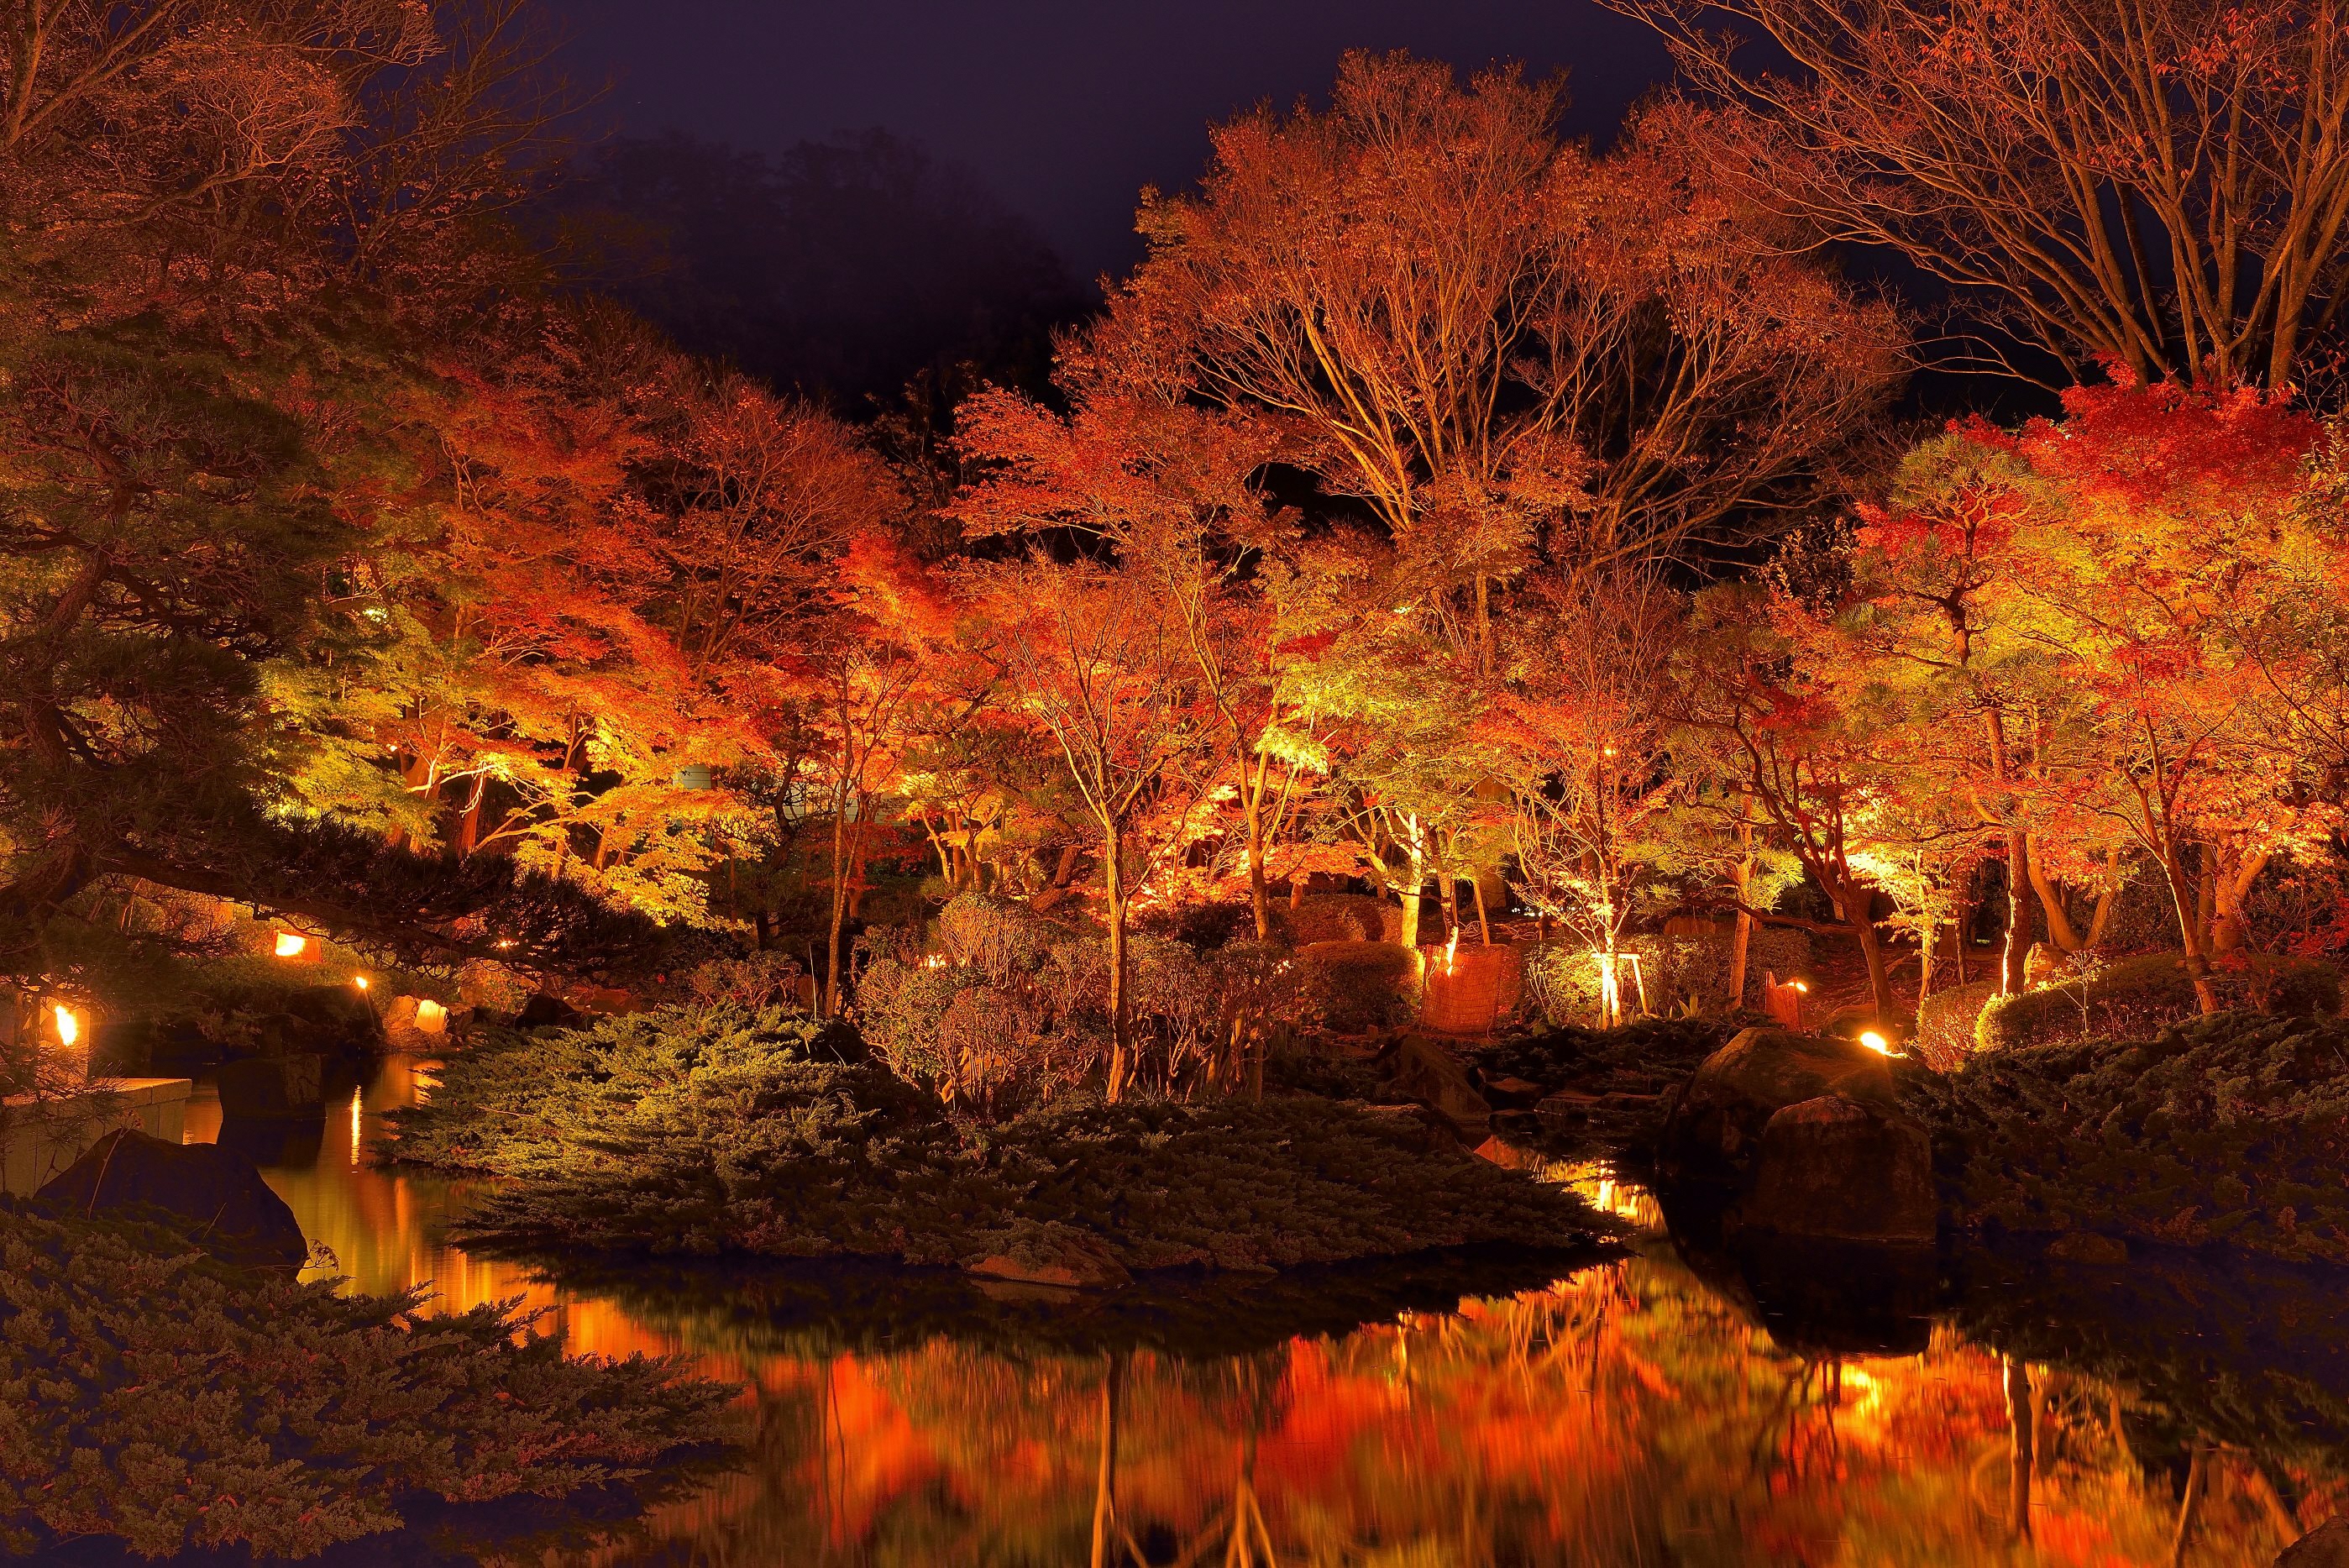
[{"left": 275, "top": 931, "right": 309, "bottom": 958}]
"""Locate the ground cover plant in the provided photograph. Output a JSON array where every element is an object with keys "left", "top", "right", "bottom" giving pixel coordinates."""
[
  {"left": 1903, "top": 1010, "right": 2349, "bottom": 1265},
  {"left": 0, "top": 1203, "right": 738, "bottom": 1561},
  {"left": 1974, "top": 952, "right": 2341, "bottom": 1051},
  {"left": 387, "top": 1004, "right": 1599, "bottom": 1272}
]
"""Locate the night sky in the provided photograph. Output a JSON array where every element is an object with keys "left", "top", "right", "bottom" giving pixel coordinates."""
[{"left": 559, "top": 1, "right": 1674, "bottom": 287}]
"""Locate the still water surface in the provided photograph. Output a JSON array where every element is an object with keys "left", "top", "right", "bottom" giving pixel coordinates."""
[{"left": 178, "top": 1056, "right": 2348, "bottom": 1566}]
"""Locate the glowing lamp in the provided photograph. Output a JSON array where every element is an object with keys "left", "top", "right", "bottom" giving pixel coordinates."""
[
  {"left": 353, "top": 974, "right": 370, "bottom": 991},
  {"left": 1791, "top": 980, "right": 1808, "bottom": 994},
  {"left": 274, "top": 931, "right": 309, "bottom": 959},
  {"left": 52, "top": 1004, "right": 80, "bottom": 1048},
  {"left": 1859, "top": 1030, "right": 1890, "bottom": 1055}
]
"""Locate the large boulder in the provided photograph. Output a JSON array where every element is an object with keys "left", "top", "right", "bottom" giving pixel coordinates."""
[
  {"left": 963, "top": 1220, "right": 1130, "bottom": 1291},
  {"left": 217, "top": 1051, "right": 325, "bottom": 1120},
  {"left": 36, "top": 1129, "right": 307, "bottom": 1268},
  {"left": 1661, "top": 1027, "right": 1897, "bottom": 1181},
  {"left": 2279, "top": 1518, "right": 2349, "bottom": 1568},
  {"left": 1379, "top": 1034, "right": 1492, "bottom": 1139},
  {"left": 1735, "top": 1094, "right": 1936, "bottom": 1245}
]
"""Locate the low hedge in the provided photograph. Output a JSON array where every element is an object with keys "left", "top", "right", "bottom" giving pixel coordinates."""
[
  {"left": 1299, "top": 940, "right": 1422, "bottom": 1033},
  {"left": 388, "top": 1004, "right": 1598, "bottom": 1273},
  {"left": 1915, "top": 979, "right": 1996, "bottom": 1071},
  {"left": 1272, "top": 893, "right": 1398, "bottom": 947},
  {"left": 0, "top": 1202, "right": 737, "bottom": 1560},
  {"left": 1904, "top": 1009, "right": 2349, "bottom": 1264},
  {"left": 1975, "top": 951, "right": 2341, "bottom": 1052}
]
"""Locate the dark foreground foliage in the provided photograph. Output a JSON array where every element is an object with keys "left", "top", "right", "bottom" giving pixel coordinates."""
[
  {"left": 1904, "top": 1009, "right": 2349, "bottom": 1265},
  {"left": 388, "top": 1006, "right": 1598, "bottom": 1271},
  {"left": 0, "top": 1203, "right": 738, "bottom": 1561}
]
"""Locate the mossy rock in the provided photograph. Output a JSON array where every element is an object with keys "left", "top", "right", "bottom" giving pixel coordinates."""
[{"left": 1975, "top": 952, "right": 2341, "bottom": 1052}]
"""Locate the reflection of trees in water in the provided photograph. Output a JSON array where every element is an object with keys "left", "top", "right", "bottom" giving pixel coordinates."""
[{"left": 542, "top": 1251, "right": 2340, "bottom": 1565}]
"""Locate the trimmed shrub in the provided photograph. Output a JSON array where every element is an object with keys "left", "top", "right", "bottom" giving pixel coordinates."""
[
  {"left": 386, "top": 1004, "right": 1599, "bottom": 1272},
  {"left": 1915, "top": 979, "right": 1996, "bottom": 1071},
  {"left": 0, "top": 1202, "right": 737, "bottom": 1560},
  {"left": 680, "top": 949, "right": 805, "bottom": 1008},
  {"left": 1300, "top": 941, "right": 1422, "bottom": 1032},
  {"left": 854, "top": 955, "right": 988, "bottom": 1085},
  {"left": 1272, "top": 893, "right": 1394, "bottom": 947},
  {"left": 1904, "top": 1009, "right": 2349, "bottom": 1264},
  {"left": 936, "top": 891, "right": 1060, "bottom": 978},
  {"left": 1975, "top": 952, "right": 2341, "bottom": 1052}
]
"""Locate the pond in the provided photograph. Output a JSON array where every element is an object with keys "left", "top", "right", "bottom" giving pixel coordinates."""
[{"left": 170, "top": 1054, "right": 2348, "bottom": 1566}]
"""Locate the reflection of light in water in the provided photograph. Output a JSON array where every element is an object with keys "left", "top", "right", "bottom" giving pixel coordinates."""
[
  {"left": 170, "top": 1057, "right": 2310, "bottom": 1565},
  {"left": 1547, "top": 1158, "right": 1665, "bottom": 1231}
]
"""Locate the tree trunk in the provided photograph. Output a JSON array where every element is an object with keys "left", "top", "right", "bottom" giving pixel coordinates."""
[
  {"left": 2194, "top": 851, "right": 2218, "bottom": 952},
  {"left": 1953, "top": 876, "right": 1973, "bottom": 986},
  {"left": 2212, "top": 846, "right": 2267, "bottom": 953},
  {"left": 2026, "top": 835, "right": 2084, "bottom": 951},
  {"left": 1985, "top": 711, "right": 2034, "bottom": 993},
  {"left": 1397, "top": 833, "right": 1425, "bottom": 951},
  {"left": 2169, "top": 1448, "right": 2207, "bottom": 1568},
  {"left": 1849, "top": 888, "right": 1895, "bottom": 1022},
  {"left": 1916, "top": 903, "right": 1938, "bottom": 1034},
  {"left": 825, "top": 805, "right": 852, "bottom": 1016},
  {"left": 1243, "top": 769, "right": 1271, "bottom": 941},
  {"left": 1104, "top": 821, "right": 1130, "bottom": 1101},
  {"left": 2158, "top": 845, "right": 2223, "bottom": 1015},
  {"left": 454, "top": 776, "right": 489, "bottom": 857},
  {"left": 2000, "top": 833, "right": 2035, "bottom": 994},
  {"left": 1471, "top": 873, "right": 1493, "bottom": 944},
  {"left": 1728, "top": 812, "right": 1756, "bottom": 1009}
]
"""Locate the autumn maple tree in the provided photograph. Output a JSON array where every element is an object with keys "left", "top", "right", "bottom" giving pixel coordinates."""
[{"left": 1618, "top": 0, "right": 2349, "bottom": 387}]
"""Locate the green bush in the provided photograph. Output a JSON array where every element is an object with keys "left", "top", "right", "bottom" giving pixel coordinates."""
[
  {"left": 1300, "top": 940, "right": 1421, "bottom": 1032},
  {"left": 387, "top": 1004, "right": 1595, "bottom": 1272},
  {"left": 1975, "top": 951, "right": 2341, "bottom": 1052},
  {"left": 1903, "top": 1009, "right": 2349, "bottom": 1264},
  {"left": 0, "top": 1202, "right": 737, "bottom": 1560}
]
